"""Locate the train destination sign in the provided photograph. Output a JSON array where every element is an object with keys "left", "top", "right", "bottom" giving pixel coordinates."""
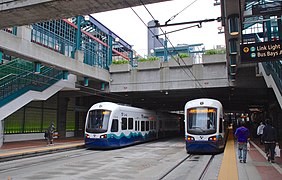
[{"left": 240, "top": 40, "right": 282, "bottom": 63}]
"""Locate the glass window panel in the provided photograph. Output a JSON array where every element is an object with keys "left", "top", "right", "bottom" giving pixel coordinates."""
[
  {"left": 128, "top": 118, "right": 133, "bottom": 130},
  {"left": 146, "top": 121, "right": 149, "bottom": 131},
  {"left": 122, "top": 117, "right": 127, "bottom": 130},
  {"left": 111, "top": 119, "right": 118, "bottom": 132},
  {"left": 141, "top": 121, "right": 145, "bottom": 131}
]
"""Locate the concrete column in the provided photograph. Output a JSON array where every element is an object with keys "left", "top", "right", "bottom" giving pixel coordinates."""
[
  {"left": 16, "top": 26, "right": 32, "bottom": 41},
  {"left": 75, "top": 50, "right": 84, "bottom": 63},
  {"left": 0, "top": 119, "right": 4, "bottom": 147},
  {"left": 57, "top": 96, "right": 69, "bottom": 138}
]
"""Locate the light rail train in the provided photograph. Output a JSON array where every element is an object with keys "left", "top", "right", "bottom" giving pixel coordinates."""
[
  {"left": 184, "top": 98, "right": 227, "bottom": 153},
  {"left": 84, "top": 102, "right": 180, "bottom": 149}
]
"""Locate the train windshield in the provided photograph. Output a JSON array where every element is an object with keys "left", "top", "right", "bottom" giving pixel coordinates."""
[
  {"left": 187, "top": 107, "right": 217, "bottom": 135},
  {"left": 86, "top": 110, "right": 111, "bottom": 133}
]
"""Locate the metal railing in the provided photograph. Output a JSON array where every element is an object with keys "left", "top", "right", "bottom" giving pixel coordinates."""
[{"left": 0, "top": 59, "right": 63, "bottom": 107}]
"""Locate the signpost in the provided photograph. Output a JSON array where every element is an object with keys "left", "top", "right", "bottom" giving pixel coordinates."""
[{"left": 240, "top": 40, "right": 282, "bottom": 63}]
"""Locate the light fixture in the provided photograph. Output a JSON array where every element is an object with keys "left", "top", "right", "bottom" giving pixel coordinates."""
[
  {"left": 165, "top": 91, "right": 168, "bottom": 95},
  {"left": 230, "top": 75, "right": 236, "bottom": 82},
  {"left": 84, "top": 77, "right": 89, "bottom": 86},
  {"left": 34, "top": 62, "right": 41, "bottom": 74},
  {"left": 150, "top": 49, "right": 155, "bottom": 56},
  {"left": 230, "top": 66, "right": 236, "bottom": 75},
  {"left": 114, "top": 37, "right": 120, "bottom": 42},
  {"left": 218, "top": 26, "right": 224, "bottom": 34},
  {"left": 214, "top": 0, "right": 220, "bottom": 6},
  {"left": 228, "top": 14, "right": 239, "bottom": 36},
  {"left": 230, "top": 55, "right": 237, "bottom": 67},
  {"left": 84, "top": 15, "right": 90, "bottom": 21}
]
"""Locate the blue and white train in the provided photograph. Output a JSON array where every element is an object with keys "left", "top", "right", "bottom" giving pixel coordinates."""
[
  {"left": 184, "top": 98, "right": 227, "bottom": 154},
  {"left": 84, "top": 102, "right": 180, "bottom": 149}
]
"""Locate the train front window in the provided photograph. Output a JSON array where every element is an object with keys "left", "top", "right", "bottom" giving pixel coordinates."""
[
  {"left": 86, "top": 110, "right": 110, "bottom": 133},
  {"left": 187, "top": 107, "right": 217, "bottom": 135}
]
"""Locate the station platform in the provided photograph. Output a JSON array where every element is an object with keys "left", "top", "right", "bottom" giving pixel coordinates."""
[
  {"left": 0, "top": 137, "right": 84, "bottom": 162},
  {"left": 0, "top": 134, "right": 281, "bottom": 179},
  {"left": 219, "top": 129, "right": 282, "bottom": 180}
]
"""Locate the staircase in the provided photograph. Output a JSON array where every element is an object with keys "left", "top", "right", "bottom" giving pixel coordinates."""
[
  {"left": 0, "top": 59, "right": 77, "bottom": 120},
  {"left": 259, "top": 61, "right": 282, "bottom": 108}
]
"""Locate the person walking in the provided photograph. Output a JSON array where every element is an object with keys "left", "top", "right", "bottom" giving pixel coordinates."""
[
  {"left": 235, "top": 121, "right": 250, "bottom": 163},
  {"left": 257, "top": 121, "right": 265, "bottom": 145},
  {"left": 262, "top": 119, "right": 278, "bottom": 163},
  {"left": 47, "top": 122, "right": 55, "bottom": 145}
]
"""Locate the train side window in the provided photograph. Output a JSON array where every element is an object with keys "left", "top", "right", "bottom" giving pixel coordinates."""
[
  {"left": 219, "top": 118, "right": 223, "bottom": 133},
  {"left": 122, "top": 117, "right": 127, "bottom": 130},
  {"left": 111, "top": 119, "right": 118, "bottom": 132},
  {"left": 138, "top": 121, "right": 140, "bottom": 131},
  {"left": 128, "top": 118, "right": 133, "bottom": 130},
  {"left": 141, "top": 121, "right": 145, "bottom": 131},
  {"left": 153, "top": 121, "right": 156, "bottom": 129},
  {"left": 150, "top": 121, "right": 153, "bottom": 130},
  {"left": 146, "top": 121, "right": 149, "bottom": 131}
]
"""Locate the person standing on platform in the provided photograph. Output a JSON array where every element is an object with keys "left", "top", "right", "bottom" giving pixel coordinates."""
[
  {"left": 262, "top": 119, "right": 278, "bottom": 163},
  {"left": 47, "top": 122, "right": 55, "bottom": 146},
  {"left": 257, "top": 121, "right": 265, "bottom": 145},
  {"left": 235, "top": 121, "right": 250, "bottom": 163}
]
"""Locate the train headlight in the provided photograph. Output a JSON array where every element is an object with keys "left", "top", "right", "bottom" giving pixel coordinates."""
[
  {"left": 187, "top": 136, "right": 194, "bottom": 141},
  {"left": 85, "top": 133, "right": 90, "bottom": 138},
  {"left": 208, "top": 136, "right": 217, "bottom": 141},
  {"left": 100, "top": 134, "right": 107, "bottom": 138}
]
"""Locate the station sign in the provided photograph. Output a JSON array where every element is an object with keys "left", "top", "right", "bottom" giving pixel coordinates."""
[{"left": 240, "top": 40, "right": 282, "bottom": 63}]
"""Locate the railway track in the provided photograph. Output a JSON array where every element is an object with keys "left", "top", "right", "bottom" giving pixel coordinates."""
[{"left": 159, "top": 154, "right": 216, "bottom": 180}]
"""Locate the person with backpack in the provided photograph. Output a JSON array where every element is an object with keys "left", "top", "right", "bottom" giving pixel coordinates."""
[
  {"left": 262, "top": 119, "right": 278, "bottom": 163},
  {"left": 46, "top": 122, "right": 55, "bottom": 145},
  {"left": 257, "top": 121, "right": 265, "bottom": 145}
]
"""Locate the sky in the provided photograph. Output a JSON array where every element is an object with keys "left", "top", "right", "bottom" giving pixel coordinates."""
[{"left": 92, "top": 0, "right": 225, "bottom": 56}]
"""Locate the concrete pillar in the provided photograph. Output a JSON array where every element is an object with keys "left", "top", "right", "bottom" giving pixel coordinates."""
[
  {"left": 57, "top": 96, "right": 69, "bottom": 138},
  {"left": 0, "top": 119, "right": 4, "bottom": 148},
  {"left": 75, "top": 50, "right": 84, "bottom": 63},
  {"left": 16, "top": 26, "right": 32, "bottom": 41}
]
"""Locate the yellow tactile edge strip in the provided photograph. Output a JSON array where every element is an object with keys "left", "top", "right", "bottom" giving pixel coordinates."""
[
  {"left": 0, "top": 143, "right": 84, "bottom": 158},
  {"left": 218, "top": 129, "right": 238, "bottom": 180}
]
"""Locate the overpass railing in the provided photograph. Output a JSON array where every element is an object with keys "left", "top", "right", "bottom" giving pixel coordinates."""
[{"left": 31, "top": 16, "right": 133, "bottom": 70}]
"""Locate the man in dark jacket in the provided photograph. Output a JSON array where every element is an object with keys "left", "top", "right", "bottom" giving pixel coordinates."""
[
  {"left": 262, "top": 119, "right": 278, "bottom": 163},
  {"left": 47, "top": 122, "right": 55, "bottom": 145},
  {"left": 235, "top": 121, "right": 250, "bottom": 163}
]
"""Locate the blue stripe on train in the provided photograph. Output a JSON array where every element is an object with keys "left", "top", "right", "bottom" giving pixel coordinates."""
[
  {"left": 85, "top": 132, "right": 156, "bottom": 149},
  {"left": 185, "top": 141, "right": 224, "bottom": 153}
]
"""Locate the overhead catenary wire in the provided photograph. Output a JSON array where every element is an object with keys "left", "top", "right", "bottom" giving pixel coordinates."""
[
  {"left": 136, "top": 0, "right": 208, "bottom": 96},
  {"left": 165, "top": 0, "right": 199, "bottom": 25},
  {"left": 123, "top": 0, "right": 193, "bottom": 81}
]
